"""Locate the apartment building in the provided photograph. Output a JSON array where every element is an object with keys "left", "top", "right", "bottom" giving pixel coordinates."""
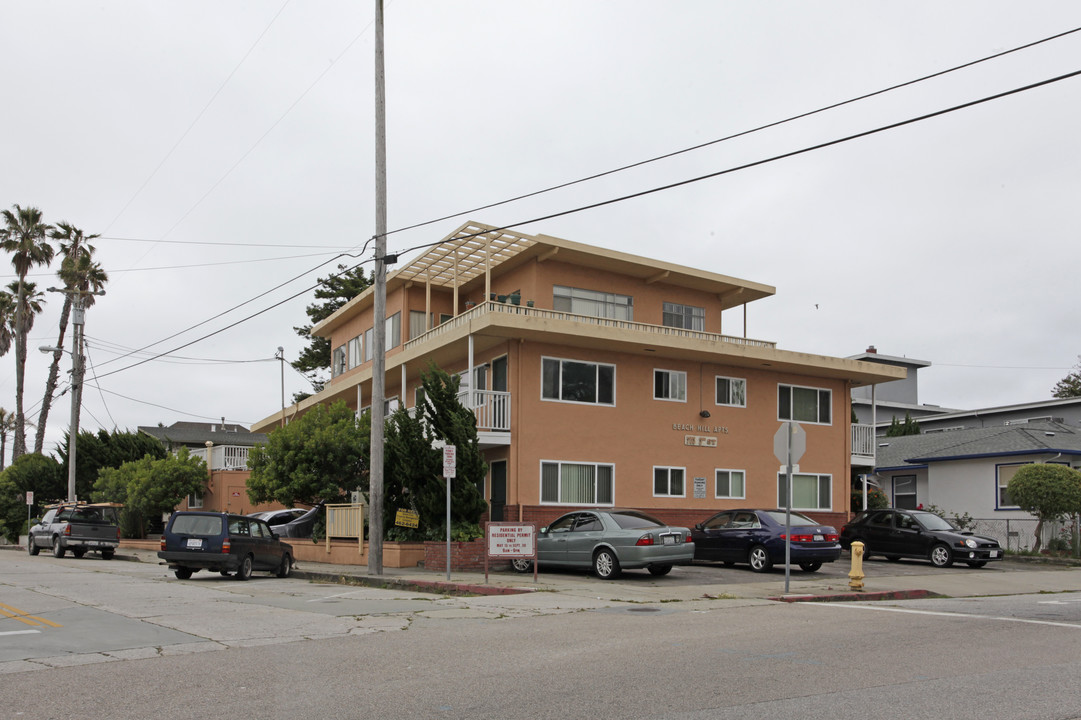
[{"left": 253, "top": 222, "right": 903, "bottom": 531}]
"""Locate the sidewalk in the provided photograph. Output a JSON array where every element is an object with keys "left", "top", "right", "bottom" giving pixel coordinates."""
[{"left": 111, "top": 543, "right": 1081, "bottom": 606}]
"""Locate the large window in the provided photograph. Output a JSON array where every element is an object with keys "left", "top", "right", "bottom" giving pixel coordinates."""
[
  {"left": 363, "top": 327, "right": 374, "bottom": 362},
  {"left": 662, "top": 302, "right": 704, "bottom": 330},
  {"left": 553, "top": 285, "right": 633, "bottom": 321},
  {"left": 541, "top": 461, "right": 614, "bottom": 505},
  {"left": 653, "top": 369, "right": 686, "bottom": 402},
  {"left": 653, "top": 466, "right": 685, "bottom": 497},
  {"left": 409, "top": 310, "right": 428, "bottom": 340},
  {"left": 348, "top": 336, "right": 362, "bottom": 368},
  {"left": 542, "top": 357, "right": 615, "bottom": 405},
  {"left": 715, "top": 469, "right": 745, "bottom": 499},
  {"left": 716, "top": 376, "right": 746, "bottom": 407},
  {"left": 778, "top": 384, "right": 831, "bottom": 424},
  {"left": 777, "top": 472, "right": 832, "bottom": 511},
  {"left": 386, "top": 311, "right": 401, "bottom": 349}
]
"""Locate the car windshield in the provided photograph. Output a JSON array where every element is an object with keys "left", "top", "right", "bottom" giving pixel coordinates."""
[
  {"left": 915, "top": 512, "right": 957, "bottom": 531},
  {"left": 171, "top": 514, "right": 223, "bottom": 536},
  {"left": 763, "top": 510, "right": 820, "bottom": 526},
  {"left": 609, "top": 511, "right": 665, "bottom": 529}
]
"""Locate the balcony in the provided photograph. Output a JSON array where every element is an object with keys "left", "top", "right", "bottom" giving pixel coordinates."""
[
  {"left": 189, "top": 445, "right": 253, "bottom": 471},
  {"left": 851, "top": 424, "right": 875, "bottom": 467}
]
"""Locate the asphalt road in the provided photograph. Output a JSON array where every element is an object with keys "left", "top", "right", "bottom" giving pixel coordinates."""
[{"left": 3, "top": 550, "right": 1081, "bottom": 720}]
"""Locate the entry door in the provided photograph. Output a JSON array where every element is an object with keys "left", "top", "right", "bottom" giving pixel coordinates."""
[
  {"left": 491, "top": 356, "right": 508, "bottom": 392},
  {"left": 489, "top": 460, "right": 507, "bottom": 522}
]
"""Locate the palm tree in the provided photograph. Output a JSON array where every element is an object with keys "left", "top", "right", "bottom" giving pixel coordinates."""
[
  {"left": 0, "top": 407, "right": 14, "bottom": 471},
  {"left": 0, "top": 204, "right": 54, "bottom": 461},
  {"left": 35, "top": 222, "right": 106, "bottom": 455},
  {"left": 0, "top": 290, "right": 13, "bottom": 358}
]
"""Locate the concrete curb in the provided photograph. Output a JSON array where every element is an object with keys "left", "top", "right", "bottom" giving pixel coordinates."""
[
  {"left": 291, "top": 568, "right": 536, "bottom": 597},
  {"left": 769, "top": 589, "right": 942, "bottom": 603}
]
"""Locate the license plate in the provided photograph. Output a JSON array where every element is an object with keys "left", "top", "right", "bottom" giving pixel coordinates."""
[
  {"left": 662, "top": 535, "right": 675, "bottom": 545},
  {"left": 813, "top": 534, "right": 824, "bottom": 542},
  {"left": 186, "top": 538, "right": 203, "bottom": 549},
  {"left": 989, "top": 550, "right": 999, "bottom": 558}
]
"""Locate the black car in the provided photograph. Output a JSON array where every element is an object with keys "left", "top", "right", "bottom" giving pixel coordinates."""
[
  {"left": 840, "top": 508, "right": 1002, "bottom": 568},
  {"left": 691, "top": 508, "right": 841, "bottom": 572},
  {"left": 158, "top": 511, "right": 294, "bottom": 580}
]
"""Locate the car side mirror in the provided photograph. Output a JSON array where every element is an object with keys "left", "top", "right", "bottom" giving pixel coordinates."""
[
  {"left": 539, "top": 527, "right": 548, "bottom": 534},
  {"left": 694, "top": 523, "right": 703, "bottom": 530}
]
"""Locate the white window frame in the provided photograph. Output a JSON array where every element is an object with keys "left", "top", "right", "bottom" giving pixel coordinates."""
[
  {"left": 715, "top": 469, "right": 746, "bottom": 499},
  {"left": 541, "top": 356, "right": 616, "bottom": 406},
  {"left": 892, "top": 475, "right": 917, "bottom": 509},
  {"left": 348, "top": 335, "right": 362, "bottom": 369},
  {"left": 778, "top": 383, "right": 832, "bottom": 425},
  {"left": 661, "top": 301, "right": 704, "bottom": 330},
  {"left": 715, "top": 376, "right": 747, "bottom": 408},
  {"left": 363, "top": 327, "right": 374, "bottom": 362},
  {"left": 540, "top": 460, "right": 615, "bottom": 506},
  {"left": 386, "top": 311, "right": 401, "bottom": 349},
  {"left": 653, "top": 466, "right": 686, "bottom": 497},
  {"left": 777, "top": 472, "right": 833, "bottom": 511},
  {"left": 332, "top": 345, "right": 347, "bottom": 377},
  {"left": 553, "top": 285, "right": 633, "bottom": 321},
  {"left": 653, "top": 369, "right": 687, "bottom": 402},
  {"left": 187, "top": 491, "right": 203, "bottom": 509}
]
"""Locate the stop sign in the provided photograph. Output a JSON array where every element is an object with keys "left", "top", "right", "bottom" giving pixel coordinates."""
[{"left": 773, "top": 422, "right": 806, "bottom": 465}]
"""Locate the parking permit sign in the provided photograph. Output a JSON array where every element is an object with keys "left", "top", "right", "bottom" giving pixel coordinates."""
[
  {"left": 442, "top": 445, "right": 456, "bottom": 478},
  {"left": 485, "top": 522, "right": 537, "bottom": 583}
]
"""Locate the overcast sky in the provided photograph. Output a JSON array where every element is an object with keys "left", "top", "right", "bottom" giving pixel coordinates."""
[{"left": 3, "top": 1, "right": 1081, "bottom": 465}]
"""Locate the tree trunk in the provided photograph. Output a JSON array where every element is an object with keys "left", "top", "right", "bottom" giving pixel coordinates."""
[
  {"left": 1033, "top": 518, "right": 1044, "bottom": 554},
  {"left": 12, "top": 278, "right": 27, "bottom": 461},
  {"left": 35, "top": 295, "right": 73, "bottom": 454}
]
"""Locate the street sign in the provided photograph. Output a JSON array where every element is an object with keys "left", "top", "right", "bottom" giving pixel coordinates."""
[
  {"left": 773, "top": 422, "right": 805, "bottom": 465},
  {"left": 442, "top": 445, "right": 457, "bottom": 479},
  {"left": 26, "top": 491, "right": 33, "bottom": 506}
]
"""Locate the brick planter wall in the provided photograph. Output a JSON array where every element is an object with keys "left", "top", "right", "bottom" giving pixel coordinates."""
[{"left": 424, "top": 539, "right": 511, "bottom": 572}]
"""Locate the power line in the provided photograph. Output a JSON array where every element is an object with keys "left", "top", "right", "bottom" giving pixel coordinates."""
[
  {"left": 388, "top": 67, "right": 1081, "bottom": 261},
  {"left": 383, "top": 25, "right": 1081, "bottom": 240}
]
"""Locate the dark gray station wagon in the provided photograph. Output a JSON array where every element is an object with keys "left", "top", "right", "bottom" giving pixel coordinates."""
[{"left": 159, "top": 511, "right": 293, "bottom": 580}]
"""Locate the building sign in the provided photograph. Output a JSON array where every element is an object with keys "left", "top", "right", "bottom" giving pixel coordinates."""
[
  {"left": 694, "top": 477, "right": 706, "bottom": 499},
  {"left": 395, "top": 508, "right": 420, "bottom": 529},
  {"left": 685, "top": 435, "right": 718, "bottom": 447},
  {"left": 672, "top": 423, "right": 729, "bottom": 434}
]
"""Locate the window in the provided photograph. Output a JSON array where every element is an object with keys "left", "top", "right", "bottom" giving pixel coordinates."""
[
  {"left": 386, "top": 311, "right": 401, "bottom": 349},
  {"left": 715, "top": 469, "right": 745, "bottom": 499},
  {"left": 553, "top": 285, "right": 633, "bottom": 321},
  {"left": 409, "top": 310, "right": 428, "bottom": 340},
  {"left": 996, "top": 463, "right": 1031, "bottom": 508},
  {"left": 893, "top": 475, "right": 917, "bottom": 509},
  {"left": 662, "top": 302, "right": 704, "bottom": 330},
  {"left": 187, "top": 491, "right": 203, "bottom": 509},
  {"left": 653, "top": 466, "right": 685, "bottom": 497},
  {"left": 332, "top": 345, "right": 347, "bottom": 377},
  {"left": 716, "top": 376, "right": 746, "bottom": 407},
  {"left": 348, "top": 336, "right": 362, "bottom": 368},
  {"left": 777, "top": 472, "right": 832, "bottom": 511},
  {"left": 778, "top": 384, "right": 831, "bottom": 424},
  {"left": 542, "top": 357, "right": 615, "bottom": 405},
  {"left": 363, "top": 327, "right": 374, "bottom": 362},
  {"left": 541, "top": 461, "right": 614, "bottom": 504},
  {"left": 653, "top": 369, "right": 686, "bottom": 402}
]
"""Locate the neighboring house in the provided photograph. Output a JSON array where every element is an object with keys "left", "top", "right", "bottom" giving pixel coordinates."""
[
  {"left": 138, "top": 421, "right": 273, "bottom": 516},
  {"left": 910, "top": 397, "right": 1081, "bottom": 434},
  {"left": 251, "top": 221, "right": 903, "bottom": 531},
  {"left": 870, "top": 421, "right": 1081, "bottom": 550},
  {"left": 848, "top": 347, "right": 958, "bottom": 427}
]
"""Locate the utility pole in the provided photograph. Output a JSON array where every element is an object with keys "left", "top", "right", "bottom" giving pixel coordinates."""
[{"left": 369, "top": 0, "right": 387, "bottom": 575}]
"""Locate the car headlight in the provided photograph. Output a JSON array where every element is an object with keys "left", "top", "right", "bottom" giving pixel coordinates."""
[{"left": 961, "top": 538, "right": 977, "bottom": 549}]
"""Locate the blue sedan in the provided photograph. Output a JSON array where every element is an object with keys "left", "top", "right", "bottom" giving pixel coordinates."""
[{"left": 691, "top": 509, "right": 841, "bottom": 572}]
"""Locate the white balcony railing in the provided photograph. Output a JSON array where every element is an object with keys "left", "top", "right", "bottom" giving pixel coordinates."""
[
  {"left": 189, "top": 445, "right": 252, "bottom": 471},
  {"left": 851, "top": 424, "right": 875, "bottom": 461},
  {"left": 457, "top": 389, "right": 511, "bottom": 432}
]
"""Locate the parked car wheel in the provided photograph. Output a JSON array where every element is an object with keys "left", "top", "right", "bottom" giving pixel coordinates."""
[
  {"left": 27, "top": 537, "right": 39, "bottom": 556},
  {"left": 101, "top": 549, "right": 114, "bottom": 560},
  {"left": 798, "top": 561, "right": 822, "bottom": 572},
  {"left": 930, "top": 543, "right": 954, "bottom": 568},
  {"left": 52, "top": 537, "right": 65, "bottom": 558},
  {"left": 967, "top": 560, "right": 988, "bottom": 568},
  {"left": 174, "top": 567, "right": 193, "bottom": 580},
  {"left": 748, "top": 545, "right": 773, "bottom": 573},
  {"left": 647, "top": 564, "right": 672, "bottom": 576},
  {"left": 510, "top": 558, "right": 533, "bottom": 573},
  {"left": 593, "top": 548, "right": 621, "bottom": 579},
  {"left": 235, "top": 555, "right": 253, "bottom": 581},
  {"left": 276, "top": 554, "right": 292, "bottom": 578}
]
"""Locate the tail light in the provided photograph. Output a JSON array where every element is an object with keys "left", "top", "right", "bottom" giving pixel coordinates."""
[
  {"left": 781, "top": 534, "right": 815, "bottom": 542},
  {"left": 684, "top": 532, "right": 693, "bottom": 544},
  {"left": 222, "top": 538, "right": 231, "bottom": 554},
  {"left": 116, "top": 528, "right": 122, "bottom": 541},
  {"left": 635, "top": 533, "right": 655, "bottom": 546},
  {"left": 160, "top": 537, "right": 166, "bottom": 551},
  {"left": 826, "top": 534, "right": 839, "bottom": 542},
  {"left": 64, "top": 525, "right": 72, "bottom": 536}
]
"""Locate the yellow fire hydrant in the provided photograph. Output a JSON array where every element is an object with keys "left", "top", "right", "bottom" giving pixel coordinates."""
[{"left": 848, "top": 541, "right": 865, "bottom": 592}]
